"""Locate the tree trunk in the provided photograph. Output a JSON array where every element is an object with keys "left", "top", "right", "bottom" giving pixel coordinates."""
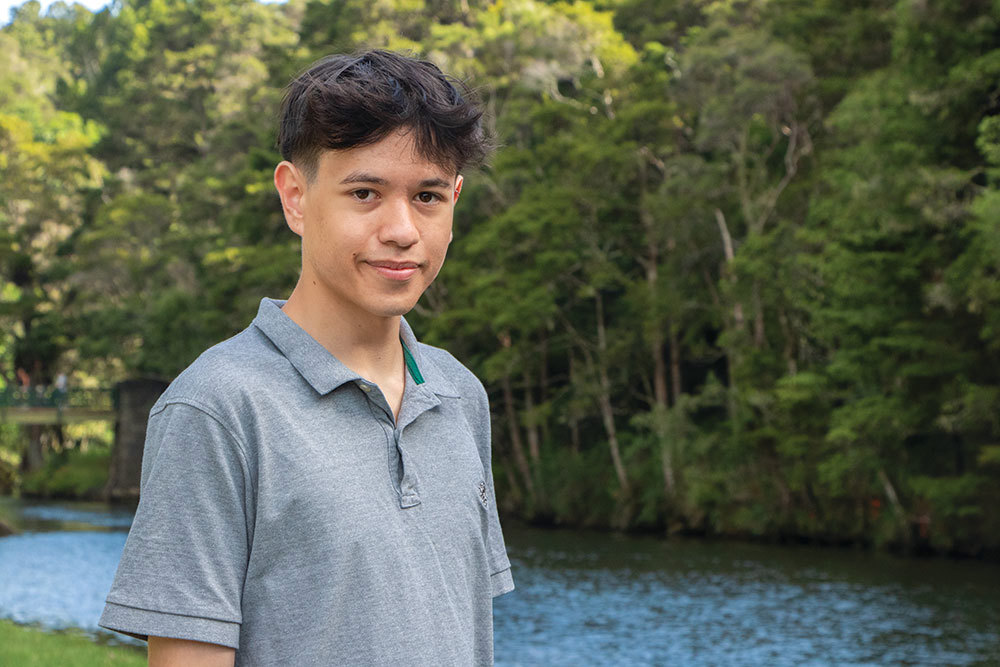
[
  {"left": 653, "top": 331, "right": 674, "bottom": 498},
  {"left": 647, "top": 298, "right": 673, "bottom": 497},
  {"left": 778, "top": 308, "right": 798, "bottom": 375},
  {"left": 651, "top": 328, "right": 668, "bottom": 409},
  {"left": 669, "top": 323, "right": 682, "bottom": 402},
  {"left": 659, "top": 417, "right": 675, "bottom": 499},
  {"left": 638, "top": 154, "right": 675, "bottom": 499},
  {"left": 501, "top": 372, "right": 535, "bottom": 501},
  {"left": 568, "top": 355, "right": 581, "bottom": 456},
  {"left": 715, "top": 208, "right": 743, "bottom": 332},
  {"left": 595, "top": 292, "right": 630, "bottom": 496},
  {"left": 597, "top": 387, "right": 629, "bottom": 496},
  {"left": 715, "top": 208, "right": 741, "bottom": 419},
  {"left": 539, "top": 333, "right": 551, "bottom": 447},
  {"left": 878, "top": 468, "right": 911, "bottom": 550},
  {"left": 662, "top": 321, "right": 685, "bottom": 498},
  {"left": 523, "top": 369, "right": 541, "bottom": 464},
  {"left": 753, "top": 280, "right": 766, "bottom": 349}
]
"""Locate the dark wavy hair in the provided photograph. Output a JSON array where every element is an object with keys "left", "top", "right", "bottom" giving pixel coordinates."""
[{"left": 278, "top": 50, "right": 491, "bottom": 179}]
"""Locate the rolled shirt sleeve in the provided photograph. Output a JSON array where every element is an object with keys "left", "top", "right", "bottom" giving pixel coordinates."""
[{"left": 100, "top": 400, "right": 254, "bottom": 648}]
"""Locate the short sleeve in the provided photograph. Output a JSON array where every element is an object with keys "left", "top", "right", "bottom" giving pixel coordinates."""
[
  {"left": 99, "top": 401, "right": 254, "bottom": 648},
  {"left": 468, "top": 379, "right": 514, "bottom": 598}
]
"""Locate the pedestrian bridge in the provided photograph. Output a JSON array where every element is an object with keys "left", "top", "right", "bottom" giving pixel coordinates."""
[{"left": 0, "top": 387, "right": 116, "bottom": 425}]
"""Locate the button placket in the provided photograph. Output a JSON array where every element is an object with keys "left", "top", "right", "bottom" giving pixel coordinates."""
[
  {"left": 357, "top": 380, "right": 393, "bottom": 422},
  {"left": 392, "top": 383, "right": 443, "bottom": 509},
  {"left": 359, "top": 369, "right": 439, "bottom": 509},
  {"left": 395, "top": 425, "right": 421, "bottom": 507},
  {"left": 362, "top": 386, "right": 419, "bottom": 508}
]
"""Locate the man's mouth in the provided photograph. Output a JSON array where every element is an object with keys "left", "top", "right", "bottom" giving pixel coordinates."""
[{"left": 367, "top": 260, "right": 420, "bottom": 281}]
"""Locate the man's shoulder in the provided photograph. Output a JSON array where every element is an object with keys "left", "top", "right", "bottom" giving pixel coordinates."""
[{"left": 152, "top": 324, "right": 282, "bottom": 419}]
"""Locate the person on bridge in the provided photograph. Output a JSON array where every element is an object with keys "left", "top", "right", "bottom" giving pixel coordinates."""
[
  {"left": 99, "top": 50, "right": 513, "bottom": 666},
  {"left": 54, "top": 373, "right": 67, "bottom": 403}
]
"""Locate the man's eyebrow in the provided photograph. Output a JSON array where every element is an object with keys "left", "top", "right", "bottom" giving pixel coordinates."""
[
  {"left": 339, "top": 171, "right": 452, "bottom": 190},
  {"left": 339, "top": 171, "right": 388, "bottom": 185},
  {"left": 418, "top": 178, "right": 452, "bottom": 189}
]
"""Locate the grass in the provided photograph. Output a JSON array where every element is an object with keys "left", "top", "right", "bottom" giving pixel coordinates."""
[{"left": 0, "top": 619, "right": 146, "bottom": 666}]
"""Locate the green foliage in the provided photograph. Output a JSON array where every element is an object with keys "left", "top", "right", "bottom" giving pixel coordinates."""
[
  {"left": 3, "top": 0, "right": 1000, "bottom": 556},
  {"left": 0, "top": 455, "right": 16, "bottom": 495},
  {"left": 20, "top": 446, "right": 111, "bottom": 499},
  {"left": 532, "top": 447, "right": 621, "bottom": 526}
]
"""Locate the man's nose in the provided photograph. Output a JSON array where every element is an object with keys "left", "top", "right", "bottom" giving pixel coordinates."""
[{"left": 378, "top": 198, "right": 420, "bottom": 247}]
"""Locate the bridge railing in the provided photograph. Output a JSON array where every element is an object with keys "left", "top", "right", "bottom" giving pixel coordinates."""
[{"left": 0, "top": 387, "right": 116, "bottom": 411}]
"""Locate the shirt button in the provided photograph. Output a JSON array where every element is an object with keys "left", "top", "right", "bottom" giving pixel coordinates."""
[{"left": 359, "top": 383, "right": 372, "bottom": 392}]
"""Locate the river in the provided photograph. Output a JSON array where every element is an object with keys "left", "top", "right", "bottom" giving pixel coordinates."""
[{"left": 1, "top": 496, "right": 998, "bottom": 665}]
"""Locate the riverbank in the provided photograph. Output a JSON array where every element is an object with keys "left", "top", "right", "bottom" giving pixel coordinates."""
[
  {"left": 0, "top": 620, "right": 144, "bottom": 666},
  {"left": 2, "top": 501, "right": 999, "bottom": 664}
]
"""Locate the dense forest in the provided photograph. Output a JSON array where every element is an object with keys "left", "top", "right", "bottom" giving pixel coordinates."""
[{"left": 2, "top": 0, "right": 999, "bottom": 557}]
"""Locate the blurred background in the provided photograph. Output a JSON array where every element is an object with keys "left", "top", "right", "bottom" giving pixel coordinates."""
[{"left": 1, "top": 0, "right": 1000, "bottom": 664}]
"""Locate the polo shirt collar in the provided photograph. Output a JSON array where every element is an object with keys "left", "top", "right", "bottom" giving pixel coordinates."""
[
  {"left": 253, "top": 298, "right": 459, "bottom": 399},
  {"left": 252, "top": 298, "right": 361, "bottom": 395},
  {"left": 399, "top": 317, "right": 460, "bottom": 399}
]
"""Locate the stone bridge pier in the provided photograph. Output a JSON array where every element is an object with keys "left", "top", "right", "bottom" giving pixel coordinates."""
[{"left": 105, "top": 378, "right": 169, "bottom": 503}]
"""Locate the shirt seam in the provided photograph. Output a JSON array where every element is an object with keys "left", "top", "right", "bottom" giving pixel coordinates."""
[{"left": 151, "top": 398, "right": 256, "bottom": 501}]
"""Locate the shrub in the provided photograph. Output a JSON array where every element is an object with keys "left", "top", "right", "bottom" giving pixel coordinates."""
[{"left": 20, "top": 448, "right": 110, "bottom": 500}]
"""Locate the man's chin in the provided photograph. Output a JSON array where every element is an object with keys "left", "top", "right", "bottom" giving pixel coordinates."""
[{"left": 369, "top": 297, "right": 421, "bottom": 319}]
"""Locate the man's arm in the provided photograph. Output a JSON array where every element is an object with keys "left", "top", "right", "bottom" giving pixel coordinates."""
[
  {"left": 99, "top": 402, "right": 252, "bottom": 654},
  {"left": 148, "top": 636, "right": 235, "bottom": 667}
]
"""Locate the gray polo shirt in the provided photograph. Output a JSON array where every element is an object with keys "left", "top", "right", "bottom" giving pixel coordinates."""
[{"left": 99, "top": 298, "right": 513, "bottom": 665}]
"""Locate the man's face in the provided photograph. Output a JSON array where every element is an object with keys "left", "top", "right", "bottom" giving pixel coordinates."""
[{"left": 278, "top": 130, "right": 460, "bottom": 321}]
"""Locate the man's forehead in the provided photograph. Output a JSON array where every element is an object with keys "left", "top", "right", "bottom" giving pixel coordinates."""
[
  {"left": 315, "top": 145, "right": 458, "bottom": 183},
  {"left": 319, "top": 128, "right": 458, "bottom": 178}
]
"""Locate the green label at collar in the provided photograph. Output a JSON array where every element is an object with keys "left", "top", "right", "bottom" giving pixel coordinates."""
[{"left": 401, "top": 342, "right": 425, "bottom": 385}]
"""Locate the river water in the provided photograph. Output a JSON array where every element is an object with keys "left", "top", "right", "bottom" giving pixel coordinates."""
[{"left": 1, "top": 496, "right": 998, "bottom": 665}]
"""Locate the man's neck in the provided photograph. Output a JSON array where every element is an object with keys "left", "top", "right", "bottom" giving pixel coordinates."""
[{"left": 281, "top": 281, "right": 404, "bottom": 386}]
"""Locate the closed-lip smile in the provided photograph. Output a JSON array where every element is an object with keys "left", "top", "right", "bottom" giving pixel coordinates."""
[{"left": 367, "top": 260, "right": 421, "bottom": 281}]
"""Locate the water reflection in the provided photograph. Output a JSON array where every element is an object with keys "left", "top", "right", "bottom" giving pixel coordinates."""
[{"left": 493, "top": 524, "right": 1000, "bottom": 666}]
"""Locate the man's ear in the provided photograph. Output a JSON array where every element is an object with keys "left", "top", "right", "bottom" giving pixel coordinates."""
[
  {"left": 274, "top": 161, "right": 307, "bottom": 236},
  {"left": 453, "top": 174, "right": 464, "bottom": 203}
]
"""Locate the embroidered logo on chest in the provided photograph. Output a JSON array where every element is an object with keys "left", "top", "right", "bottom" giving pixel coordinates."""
[{"left": 477, "top": 480, "right": 489, "bottom": 509}]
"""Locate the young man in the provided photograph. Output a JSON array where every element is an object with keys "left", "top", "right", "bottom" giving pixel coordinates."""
[{"left": 99, "top": 50, "right": 514, "bottom": 666}]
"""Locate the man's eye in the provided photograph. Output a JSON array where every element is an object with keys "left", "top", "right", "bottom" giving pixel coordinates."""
[
  {"left": 416, "top": 192, "right": 441, "bottom": 204},
  {"left": 352, "top": 189, "right": 374, "bottom": 201}
]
